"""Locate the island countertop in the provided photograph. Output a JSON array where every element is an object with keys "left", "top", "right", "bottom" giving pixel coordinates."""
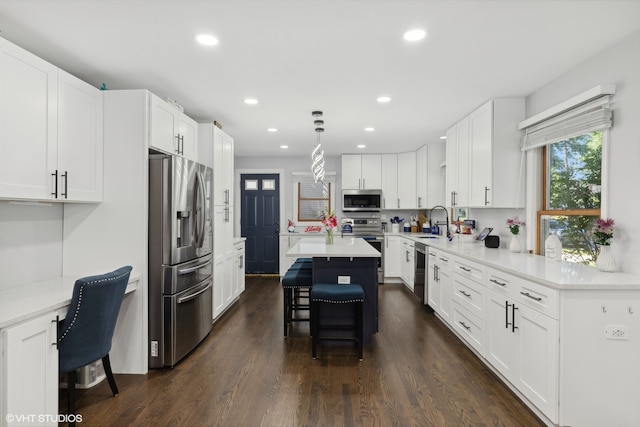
[{"left": 286, "top": 237, "right": 381, "bottom": 258}]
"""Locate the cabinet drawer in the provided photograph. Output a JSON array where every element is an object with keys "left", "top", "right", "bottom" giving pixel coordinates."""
[
  {"left": 451, "top": 301, "right": 485, "bottom": 357},
  {"left": 486, "top": 267, "right": 520, "bottom": 297},
  {"left": 452, "top": 272, "right": 485, "bottom": 318},
  {"left": 453, "top": 257, "right": 484, "bottom": 282},
  {"left": 517, "top": 280, "right": 558, "bottom": 320}
]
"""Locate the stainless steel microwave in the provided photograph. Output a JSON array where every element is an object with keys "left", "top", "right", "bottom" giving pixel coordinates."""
[{"left": 342, "top": 189, "right": 382, "bottom": 212}]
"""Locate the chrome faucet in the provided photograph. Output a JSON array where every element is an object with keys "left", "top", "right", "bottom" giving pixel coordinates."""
[{"left": 429, "top": 205, "right": 452, "bottom": 240}]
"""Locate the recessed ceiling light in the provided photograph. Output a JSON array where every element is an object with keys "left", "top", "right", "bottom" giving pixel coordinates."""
[
  {"left": 439, "top": 135, "right": 447, "bottom": 140},
  {"left": 376, "top": 96, "right": 391, "bottom": 103},
  {"left": 364, "top": 127, "right": 375, "bottom": 132},
  {"left": 280, "top": 145, "right": 288, "bottom": 149},
  {"left": 403, "top": 29, "right": 426, "bottom": 42},
  {"left": 195, "top": 34, "right": 219, "bottom": 46},
  {"left": 357, "top": 144, "right": 366, "bottom": 149},
  {"left": 244, "top": 98, "right": 258, "bottom": 105},
  {"left": 267, "top": 128, "right": 278, "bottom": 132}
]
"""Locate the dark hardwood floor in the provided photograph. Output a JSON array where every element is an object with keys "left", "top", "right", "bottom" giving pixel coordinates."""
[{"left": 61, "top": 276, "right": 544, "bottom": 426}]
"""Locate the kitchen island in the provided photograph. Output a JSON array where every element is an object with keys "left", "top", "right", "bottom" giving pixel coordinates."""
[{"left": 286, "top": 236, "right": 381, "bottom": 343}]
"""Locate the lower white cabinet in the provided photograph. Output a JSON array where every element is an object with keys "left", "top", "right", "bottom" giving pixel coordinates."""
[
  {"left": 233, "top": 241, "right": 245, "bottom": 296},
  {"left": 383, "top": 235, "right": 402, "bottom": 278},
  {"left": 428, "top": 248, "right": 452, "bottom": 325},
  {"left": 1, "top": 312, "right": 58, "bottom": 427},
  {"left": 400, "top": 239, "right": 415, "bottom": 290}
]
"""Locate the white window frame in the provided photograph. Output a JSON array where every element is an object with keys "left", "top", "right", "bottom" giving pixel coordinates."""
[{"left": 292, "top": 172, "right": 336, "bottom": 226}]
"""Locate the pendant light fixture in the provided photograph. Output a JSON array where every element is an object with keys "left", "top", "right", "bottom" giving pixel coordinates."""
[{"left": 310, "top": 110, "right": 328, "bottom": 198}]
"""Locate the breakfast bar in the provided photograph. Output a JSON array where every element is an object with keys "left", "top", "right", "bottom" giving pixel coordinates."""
[{"left": 286, "top": 236, "right": 381, "bottom": 343}]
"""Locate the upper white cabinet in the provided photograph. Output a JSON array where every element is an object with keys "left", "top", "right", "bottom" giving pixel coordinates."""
[
  {"left": 445, "top": 116, "right": 469, "bottom": 207},
  {"left": 212, "top": 126, "right": 235, "bottom": 207},
  {"left": 57, "top": 70, "right": 104, "bottom": 202},
  {"left": 342, "top": 154, "right": 382, "bottom": 189},
  {"left": 397, "top": 152, "right": 416, "bottom": 209},
  {"left": 149, "top": 93, "right": 198, "bottom": 161},
  {"left": 381, "top": 154, "right": 398, "bottom": 209},
  {"left": 468, "top": 99, "right": 525, "bottom": 207},
  {"left": 416, "top": 143, "right": 446, "bottom": 209},
  {"left": 0, "top": 36, "right": 103, "bottom": 203}
]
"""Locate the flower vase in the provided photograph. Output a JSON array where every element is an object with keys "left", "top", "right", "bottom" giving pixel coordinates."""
[
  {"left": 326, "top": 229, "right": 334, "bottom": 245},
  {"left": 596, "top": 245, "right": 616, "bottom": 272},
  {"left": 509, "top": 234, "right": 523, "bottom": 253}
]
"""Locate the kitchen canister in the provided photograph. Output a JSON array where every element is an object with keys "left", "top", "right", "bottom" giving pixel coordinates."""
[{"left": 391, "top": 223, "right": 400, "bottom": 233}]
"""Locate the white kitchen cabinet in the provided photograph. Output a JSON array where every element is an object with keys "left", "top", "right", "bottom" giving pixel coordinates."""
[
  {"left": 1, "top": 312, "right": 58, "bottom": 427},
  {"left": 429, "top": 249, "right": 452, "bottom": 325},
  {"left": 445, "top": 116, "right": 469, "bottom": 207},
  {"left": 341, "top": 154, "right": 381, "bottom": 190},
  {"left": 149, "top": 93, "right": 198, "bottom": 161},
  {"left": 213, "top": 253, "right": 231, "bottom": 320},
  {"left": 397, "top": 152, "right": 416, "bottom": 209},
  {"left": 57, "top": 70, "right": 104, "bottom": 202},
  {"left": 383, "top": 235, "right": 402, "bottom": 278},
  {"left": 381, "top": 154, "right": 398, "bottom": 209},
  {"left": 400, "top": 239, "right": 415, "bottom": 290},
  {"left": 416, "top": 143, "right": 446, "bottom": 209},
  {"left": 468, "top": 99, "right": 525, "bottom": 208},
  {"left": 0, "top": 37, "right": 103, "bottom": 203},
  {"left": 485, "top": 268, "right": 559, "bottom": 423},
  {"left": 233, "top": 240, "right": 246, "bottom": 296},
  {"left": 209, "top": 125, "right": 235, "bottom": 206}
]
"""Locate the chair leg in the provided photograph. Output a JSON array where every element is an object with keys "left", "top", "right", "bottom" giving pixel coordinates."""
[
  {"left": 67, "top": 369, "right": 76, "bottom": 425},
  {"left": 311, "top": 300, "right": 318, "bottom": 359},
  {"left": 283, "top": 288, "right": 288, "bottom": 337},
  {"left": 357, "top": 301, "right": 363, "bottom": 361},
  {"left": 102, "top": 354, "right": 119, "bottom": 396}
]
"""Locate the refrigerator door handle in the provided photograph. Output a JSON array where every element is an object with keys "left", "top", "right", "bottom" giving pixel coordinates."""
[
  {"left": 177, "top": 259, "right": 212, "bottom": 275},
  {"left": 193, "top": 170, "right": 206, "bottom": 248},
  {"left": 177, "top": 282, "right": 212, "bottom": 304}
]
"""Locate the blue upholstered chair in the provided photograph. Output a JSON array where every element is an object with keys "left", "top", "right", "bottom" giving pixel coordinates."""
[{"left": 58, "top": 266, "right": 132, "bottom": 420}]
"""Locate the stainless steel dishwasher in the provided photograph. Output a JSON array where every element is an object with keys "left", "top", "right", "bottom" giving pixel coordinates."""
[{"left": 414, "top": 242, "right": 427, "bottom": 304}]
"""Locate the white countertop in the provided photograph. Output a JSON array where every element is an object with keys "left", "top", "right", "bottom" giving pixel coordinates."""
[
  {"left": 386, "top": 232, "right": 640, "bottom": 290},
  {"left": 0, "top": 275, "right": 140, "bottom": 329},
  {"left": 287, "top": 236, "right": 381, "bottom": 258}
]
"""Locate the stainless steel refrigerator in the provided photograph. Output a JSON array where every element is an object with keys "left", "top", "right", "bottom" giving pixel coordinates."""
[{"left": 148, "top": 153, "right": 213, "bottom": 368}]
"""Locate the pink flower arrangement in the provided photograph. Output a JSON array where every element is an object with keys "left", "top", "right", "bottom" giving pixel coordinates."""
[
  {"left": 506, "top": 216, "right": 525, "bottom": 235},
  {"left": 593, "top": 217, "right": 615, "bottom": 246},
  {"left": 321, "top": 210, "right": 337, "bottom": 230}
]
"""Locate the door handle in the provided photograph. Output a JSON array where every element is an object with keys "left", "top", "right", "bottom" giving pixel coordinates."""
[{"left": 178, "top": 282, "right": 211, "bottom": 304}]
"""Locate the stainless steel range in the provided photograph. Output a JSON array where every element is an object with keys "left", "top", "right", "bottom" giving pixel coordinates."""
[{"left": 344, "top": 212, "right": 384, "bottom": 283}]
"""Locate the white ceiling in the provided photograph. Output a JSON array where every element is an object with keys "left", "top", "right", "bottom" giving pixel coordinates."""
[{"left": 1, "top": 0, "right": 640, "bottom": 157}]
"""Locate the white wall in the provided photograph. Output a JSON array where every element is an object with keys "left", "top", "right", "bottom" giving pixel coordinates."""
[
  {"left": 525, "top": 31, "right": 640, "bottom": 274},
  {"left": 0, "top": 202, "right": 62, "bottom": 290}
]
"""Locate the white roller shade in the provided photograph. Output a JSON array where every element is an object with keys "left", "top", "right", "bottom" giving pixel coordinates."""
[{"left": 521, "top": 95, "right": 612, "bottom": 151}]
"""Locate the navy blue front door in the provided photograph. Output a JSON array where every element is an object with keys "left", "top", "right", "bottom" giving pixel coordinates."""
[{"left": 240, "top": 174, "right": 280, "bottom": 274}]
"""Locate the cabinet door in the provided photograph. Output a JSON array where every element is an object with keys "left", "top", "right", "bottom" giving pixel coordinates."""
[
  {"left": 381, "top": 154, "right": 398, "bottom": 209},
  {"left": 213, "top": 254, "right": 226, "bottom": 319},
  {"left": 361, "top": 154, "right": 381, "bottom": 189},
  {"left": 234, "top": 242, "right": 245, "bottom": 294},
  {"left": 2, "top": 312, "right": 58, "bottom": 426},
  {"left": 149, "top": 94, "right": 179, "bottom": 154},
  {"left": 213, "top": 127, "right": 234, "bottom": 205},
  {"left": 426, "top": 143, "right": 446, "bottom": 208},
  {"left": 397, "top": 152, "right": 416, "bottom": 208},
  {"left": 197, "top": 123, "right": 214, "bottom": 168},
  {"left": 455, "top": 117, "right": 470, "bottom": 207},
  {"left": 57, "top": 70, "right": 104, "bottom": 202},
  {"left": 342, "top": 155, "right": 363, "bottom": 189},
  {"left": 485, "top": 290, "right": 517, "bottom": 380},
  {"left": 427, "top": 252, "right": 440, "bottom": 311},
  {"left": 436, "top": 253, "right": 452, "bottom": 324},
  {"left": 416, "top": 146, "right": 427, "bottom": 209},
  {"left": 515, "top": 305, "right": 559, "bottom": 423},
  {"left": 469, "top": 100, "right": 493, "bottom": 207},
  {"left": 445, "top": 124, "right": 457, "bottom": 207},
  {"left": 383, "top": 235, "right": 402, "bottom": 277},
  {"left": 178, "top": 114, "right": 198, "bottom": 162},
  {"left": 0, "top": 38, "right": 58, "bottom": 201},
  {"left": 223, "top": 251, "right": 234, "bottom": 307}
]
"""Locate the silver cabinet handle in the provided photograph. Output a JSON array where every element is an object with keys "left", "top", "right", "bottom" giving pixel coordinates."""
[
  {"left": 490, "top": 278, "right": 507, "bottom": 286},
  {"left": 484, "top": 186, "right": 490, "bottom": 206},
  {"left": 520, "top": 291, "right": 543, "bottom": 302},
  {"left": 459, "top": 290, "right": 471, "bottom": 298},
  {"left": 459, "top": 321, "right": 471, "bottom": 331},
  {"left": 459, "top": 266, "right": 471, "bottom": 272}
]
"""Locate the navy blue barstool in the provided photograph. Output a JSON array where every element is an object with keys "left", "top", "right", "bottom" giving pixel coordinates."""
[
  {"left": 282, "top": 259, "right": 313, "bottom": 337},
  {"left": 310, "top": 283, "right": 365, "bottom": 360},
  {"left": 57, "top": 266, "right": 132, "bottom": 423}
]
